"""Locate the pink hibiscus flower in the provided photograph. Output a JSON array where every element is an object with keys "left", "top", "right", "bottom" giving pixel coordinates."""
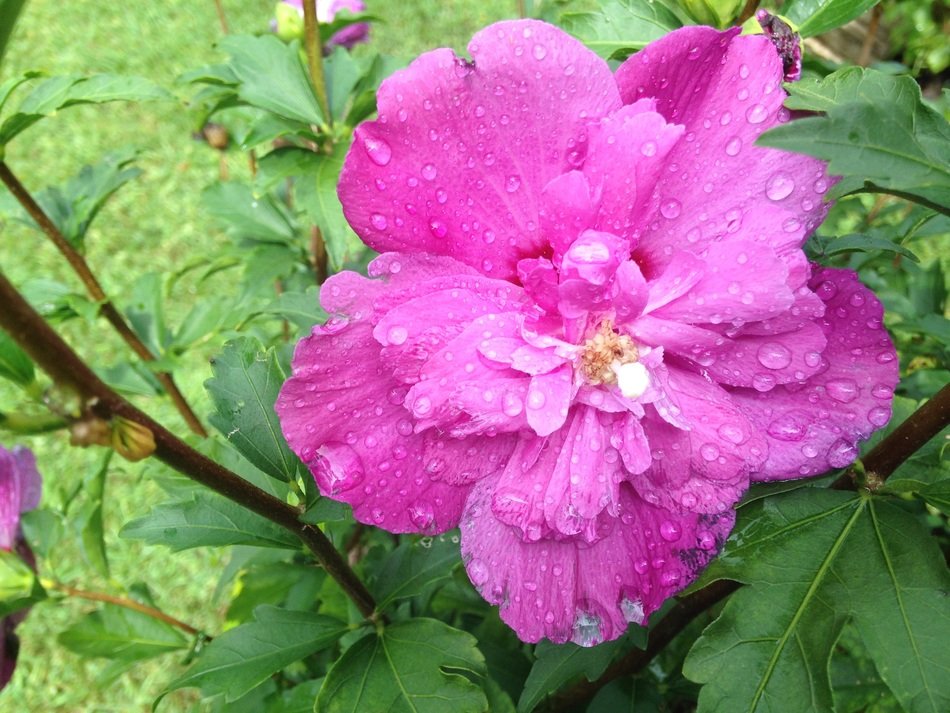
[{"left": 276, "top": 20, "right": 898, "bottom": 645}]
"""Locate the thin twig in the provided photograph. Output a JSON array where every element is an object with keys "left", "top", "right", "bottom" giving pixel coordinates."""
[
  {"left": 302, "top": 0, "right": 331, "bottom": 125},
  {"left": 737, "top": 0, "right": 761, "bottom": 24},
  {"left": 212, "top": 0, "right": 229, "bottom": 34},
  {"left": 310, "top": 225, "right": 328, "bottom": 283},
  {"left": 46, "top": 580, "right": 201, "bottom": 636},
  {"left": 858, "top": 4, "right": 883, "bottom": 68},
  {"left": 548, "top": 386, "right": 950, "bottom": 710},
  {"left": 0, "top": 161, "right": 208, "bottom": 438},
  {"left": 0, "top": 269, "right": 378, "bottom": 620}
]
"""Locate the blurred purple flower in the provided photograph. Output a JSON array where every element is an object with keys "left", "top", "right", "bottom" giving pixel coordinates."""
[
  {"left": 0, "top": 445, "right": 41, "bottom": 690},
  {"left": 277, "top": 21, "right": 897, "bottom": 645},
  {"left": 273, "top": 0, "right": 370, "bottom": 52}
]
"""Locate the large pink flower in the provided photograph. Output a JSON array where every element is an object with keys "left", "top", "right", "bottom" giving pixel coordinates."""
[{"left": 276, "top": 20, "right": 898, "bottom": 645}]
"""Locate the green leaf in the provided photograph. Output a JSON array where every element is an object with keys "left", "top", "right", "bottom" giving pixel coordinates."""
[
  {"left": 847, "top": 501, "right": 950, "bottom": 713},
  {"left": 204, "top": 181, "right": 297, "bottom": 243},
  {"left": 371, "top": 535, "right": 461, "bottom": 611},
  {"left": 218, "top": 35, "right": 323, "bottom": 125},
  {"left": 30, "top": 148, "right": 142, "bottom": 248},
  {"left": 0, "top": 548, "right": 42, "bottom": 617},
  {"left": 294, "top": 141, "right": 364, "bottom": 270},
  {"left": 782, "top": 0, "right": 879, "bottom": 39},
  {"left": 560, "top": 0, "right": 682, "bottom": 60},
  {"left": 0, "top": 0, "right": 27, "bottom": 66},
  {"left": 759, "top": 68, "right": 950, "bottom": 213},
  {"left": 316, "top": 618, "right": 488, "bottom": 713},
  {"left": 205, "top": 337, "right": 302, "bottom": 482},
  {"left": 72, "top": 451, "right": 111, "bottom": 578},
  {"left": 249, "top": 287, "right": 326, "bottom": 333},
  {"left": 821, "top": 232, "right": 919, "bottom": 262},
  {"left": 171, "top": 296, "right": 233, "bottom": 351},
  {"left": 164, "top": 606, "right": 346, "bottom": 702},
  {"left": 518, "top": 638, "right": 624, "bottom": 713},
  {"left": 0, "top": 327, "right": 34, "bottom": 386},
  {"left": 684, "top": 490, "right": 950, "bottom": 713},
  {"left": 59, "top": 604, "right": 188, "bottom": 662},
  {"left": 120, "top": 492, "right": 299, "bottom": 551},
  {"left": 124, "top": 272, "right": 169, "bottom": 356},
  {"left": 0, "top": 73, "right": 170, "bottom": 145},
  {"left": 918, "top": 479, "right": 950, "bottom": 516},
  {"left": 324, "top": 46, "right": 362, "bottom": 121}
]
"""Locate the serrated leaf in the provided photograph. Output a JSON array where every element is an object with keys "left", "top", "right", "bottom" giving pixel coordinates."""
[
  {"left": 218, "top": 34, "right": 323, "bottom": 125},
  {"left": 823, "top": 233, "right": 919, "bottom": 262},
  {"left": 918, "top": 479, "right": 950, "bottom": 515},
  {"left": 250, "top": 287, "right": 326, "bottom": 333},
  {"left": 759, "top": 68, "right": 950, "bottom": 213},
  {"left": 371, "top": 535, "right": 461, "bottom": 611},
  {"left": 518, "top": 638, "right": 624, "bottom": 713},
  {"left": 0, "top": 327, "right": 34, "bottom": 386},
  {"left": 782, "top": 0, "right": 879, "bottom": 39},
  {"left": 72, "top": 451, "right": 111, "bottom": 578},
  {"left": 684, "top": 490, "right": 950, "bottom": 713},
  {"left": 294, "top": 141, "right": 364, "bottom": 270},
  {"left": 205, "top": 337, "right": 302, "bottom": 482},
  {"left": 560, "top": 0, "right": 682, "bottom": 60},
  {"left": 164, "top": 606, "right": 346, "bottom": 702},
  {"left": 316, "top": 618, "right": 488, "bottom": 713},
  {"left": 0, "top": 74, "right": 169, "bottom": 145},
  {"left": 59, "top": 604, "right": 188, "bottom": 662},
  {"left": 204, "top": 181, "right": 298, "bottom": 243},
  {"left": 120, "top": 492, "right": 299, "bottom": 551}
]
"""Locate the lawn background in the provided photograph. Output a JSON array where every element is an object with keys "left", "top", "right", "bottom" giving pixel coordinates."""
[{"left": 1, "top": 1, "right": 523, "bottom": 709}]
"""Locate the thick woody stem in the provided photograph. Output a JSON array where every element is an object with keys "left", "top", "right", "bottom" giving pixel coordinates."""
[
  {"left": 0, "top": 161, "right": 209, "bottom": 438},
  {"left": 0, "top": 269, "right": 378, "bottom": 619}
]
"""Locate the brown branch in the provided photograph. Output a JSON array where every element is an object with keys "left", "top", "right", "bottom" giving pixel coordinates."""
[
  {"left": 0, "top": 161, "right": 208, "bottom": 438},
  {"left": 0, "top": 269, "right": 378, "bottom": 620},
  {"left": 548, "top": 385, "right": 950, "bottom": 710},
  {"left": 737, "top": 0, "right": 761, "bottom": 24},
  {"left": 858, "top": 4, "right": 883, "bottom": 68},
  {"left": 310, "top": 225, "right": 328, "bottom": 283},
  {"left": 47, "top": 580, "right": 201, "bottom": 636}
]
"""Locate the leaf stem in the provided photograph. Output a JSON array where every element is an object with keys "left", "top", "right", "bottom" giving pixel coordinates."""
[
  {"left": 302, "top": 0, "right": 332, "bottom": 126},
  {"left": 0, "top": 269, "right": 379, "bottom": 620},
  {"left": 212, "top": 0, "right": 229, "bottom": 34},
  {"left": 737, "top": 0, "right": 760, "bottom": 24},
  {"left": 547, "top": 384, "right": 950, "bottom": 710},
  {"left": 0, "top": 161, "right": 209, "bottom": 438},
  {"left": 44, "top": 579, "right": 201, "bottom": 636}
]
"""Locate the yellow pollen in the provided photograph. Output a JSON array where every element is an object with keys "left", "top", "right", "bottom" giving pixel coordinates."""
[{"left": 580, "top": 321, "right": 639, "bottom": 386}]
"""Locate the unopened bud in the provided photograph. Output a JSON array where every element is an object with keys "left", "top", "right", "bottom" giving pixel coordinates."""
[
  {"left": 69, "top": 418, "right": 112, "bottom": 448},
  {"left": 201, "top": 122, "right": 229, "bottom": 151},
  {"left": 110, "top": 417, "right": 156, "bottom": 462}
]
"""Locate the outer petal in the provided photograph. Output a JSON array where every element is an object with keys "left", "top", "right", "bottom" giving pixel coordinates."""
[
  {"left": 614, "top": 27, "right": 830, "bottom": 274},
  {"left": 0, "top": 447, "right": 40, "bottom": 551},
  {"left": 462, "top": 479, "right": 734, "bottom": 645},
  {"left": 339, "top": 19, "right": 622, "bottom": 279},
  {"left": 731, "top": 268, "right": 899, "bottom": 480},
  {"left": 278, "top": 321, "right": 502, "bottom": 533}
]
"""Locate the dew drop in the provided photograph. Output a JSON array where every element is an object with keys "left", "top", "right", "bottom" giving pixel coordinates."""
[
  {"left": 421, "top": 163, "right": 438, "bottom": 181},
  {"left": 827, "top": 439, "right": 857, "bottom": 468},
  {"left": 826, "top": 379, "right": 858, "bottom": 403},
  {"left": 386, "top": 325, "right": 408, "bottom": 346},
  {"left": 756, "top": 342, "right": 792, "bottom": 370},
  {"left": 429, "top": 219, "right": 448, "bottom": 238},
  {"left": 725, "top": 136, "right": 742, "bottom": 156},
  {"left": 746, "top": 103, "right": 768, "bottom": 124},
  {"left": 502, "top": 392, "right": 524, "bottom": 417},
  {"left": 370, "top": 213, "right": 387, "bottom": 230},
  {"left": 660, "top": 198, "right": 682, "bottom": 219},
  {"left": 360, "top": 134, "right": 392, "bottom": 166},
  {"left": 468, "top": 559, "right": 489, "bottom": 586},
  {"left": 641, "top": 140, "right": 657, "bottom": 157},
  {"left": 533, "top": 44, "right": 547, "bottom": 60},
  {"left": 505, "top": 175, "right": 521, "bottom": 193},
  {"left": 659, "top": 520, "right": 682, "bottom": 542},
  {"left": 766, "top": 172, "right": 795, "bottom": 201}
]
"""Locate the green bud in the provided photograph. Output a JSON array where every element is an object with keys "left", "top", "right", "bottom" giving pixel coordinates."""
[
  {"left": 274, "top": 2, "right": 304, "bottom": 42},
  {"left": 683, "top": 0, "right": 742, "bottom": 28}
]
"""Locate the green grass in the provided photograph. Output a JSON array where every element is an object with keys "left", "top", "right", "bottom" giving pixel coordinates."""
[{"left": 0, "top": 0, "right": 518, "bottom": 710}]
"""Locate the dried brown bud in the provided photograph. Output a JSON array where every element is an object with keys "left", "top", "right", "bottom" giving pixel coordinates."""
[{"left": 201, "top": 122, "right": 229, "bottom": 151}]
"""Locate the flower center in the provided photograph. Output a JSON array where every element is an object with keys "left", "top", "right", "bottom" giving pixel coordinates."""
[{"left": 579, "top": 322, "right": 649, "bottom": 399}]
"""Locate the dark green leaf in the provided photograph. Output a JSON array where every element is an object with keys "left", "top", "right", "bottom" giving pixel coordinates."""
[
  {"left": 371, "top": 535, "right": 461, "bottom": 611},
  {"left": 684, "top": 491, "right": 950, "bottom": 713},
  {"left": 59, "top": 604, "right": 188, "bottom": 662},
  {"left": 266, "top": 679, "right": 324, "bottom": 713},
  {"left": 316, "top": 618, "right": 488, "bottom": 713},
  {"left": 518, "top": 638, "right": 624, "bottom": 713},
  {"left": 0, "top": 327, "right": 34, "bottom": 386},
  {"left": 782, "top": 0, "right": 879, "bottom": 39},
  {"left": 249, "top": 287, "right": 326, "bottom": 333},
  {"left": 171, "top": 297, "right": 233, "bottom": 351},
  {"left": 560, "top": 0, "right": 682, "bottom": 60},
  {"left": 120, "top": 492, "right": 299, "bottom": 551},
  {"left": 218, "top": 35, "right": 323, "bottom": 125},
  {"left": 822, "top": 233, "right": 919, "bottom": 262},
  {"left": 124, "top": 272, "right": 169, "bottom": 356},
  {"left": 164, "top": 606, "right": 346, "bottom": 702},
  {"left": 0, "top": 0, "right": 27, "bottom": 66},
  {"left": 0, "top": 548, "right": 43, "bottom": 617},
  {"left": 205, "top": 337, "right": 302, "bottom": 482},
  {"left": 324, "top": 47, "right": 362, "bottom": 121},
  {"left": 72, "top": 451, "right": 111, "bottom": 578},
  {"left": 919, "top": 479, "right": 950, "bottom": 516},
  {"left": 294, "top": 141, "right": 364, "bottom": 270},
  {"left": 759, "top": 68, "right": 950, "bottom": 213}
]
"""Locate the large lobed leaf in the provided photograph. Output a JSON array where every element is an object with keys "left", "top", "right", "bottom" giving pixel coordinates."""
[
  {"left": 759, "top": 68, "right": 950, "bottom": 214},
  {"left": 684, "top": 490, "right": 950, "bottom": 713},
  {"left": 781, "top": 0, "right": 880, "bottom": 38},
  {"left": 316, "top": 618, "right": 488, "bottom": 713},
  {"left": 560, "top": 0, "right": 682, "bottom": 60}
]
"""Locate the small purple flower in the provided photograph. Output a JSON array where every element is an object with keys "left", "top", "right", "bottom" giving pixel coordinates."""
[
  {"left": 273, "top": 0, "right": 370, "bottom": 52},
  {"left": 277, "top": 21, "right": 897, "bottom": 645},
  {"left": 0, "top": 445, "right": 41, "bottom": 690}
]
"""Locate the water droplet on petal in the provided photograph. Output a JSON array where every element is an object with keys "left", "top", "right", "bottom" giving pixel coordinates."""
[
  {"left": 868, "top": 406, "right": 891, "bottom": 427},
  {"left": 757, "top": 342, "right": 792, "bottom": 370},
  {"left": 746, "top": 103, "right": 768, "bottom": 124},
  {"left": 370, "top": 213, "right": 387, "bottom": 230},
  {"left": 502, "top": 392, "right": 524, "bottom": 417},
  {"left": 421, "top": 163, "right": 438, "bottom": 181},
  {"left": 826, "top": 379, "right": 858, "bottom": 403},
  {"left": 660, "top": 198, "right": 682, "bottom": 219},
  {"left": 533, "top": 44, "right": 547, "bottom": 60},
  {"left": 621, "top": 598, "right": 645, "bottom": 624},
  {"left": 505, "top": 175, "right": 521, "bottom": 193},
  {"left": 387, "top": 325, "right": 408, "bottom": 346},
  {"left": 641, "top": 140, "right": 657, "bottom": 157},
  {"left": 360, "top": 135, "right": 392, "bottom": 166},
  {"left": 766, "top": 172, "right": 795, "bottom": 200},
  {"left": 827, "top": 439, "right": 857, "bottom": 468},
  {"left": 659, "top": 520, "right": 682, "bottom": 542},
  {"left": 468, "top": 559, "right": 489, "bottom": 586},
  {"left": 725, "top": 136, "right": 742, "bottom": 156},
  {"left": 429, "top": 219, "right": 448, "bottom": 238}
]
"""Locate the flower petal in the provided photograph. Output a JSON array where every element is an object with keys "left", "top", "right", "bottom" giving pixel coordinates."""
[
  {"left": 338, "top": 19, "right": 622, "bottom": 279},
  {"left": 614, "top": 26, "right": 830, "bottom": 274},
  {"left": 731, "top": 268, "right": 899, "bottom": 480},
  {"left": 462, "top": 478, "right": 734, "bottom": 644}
]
